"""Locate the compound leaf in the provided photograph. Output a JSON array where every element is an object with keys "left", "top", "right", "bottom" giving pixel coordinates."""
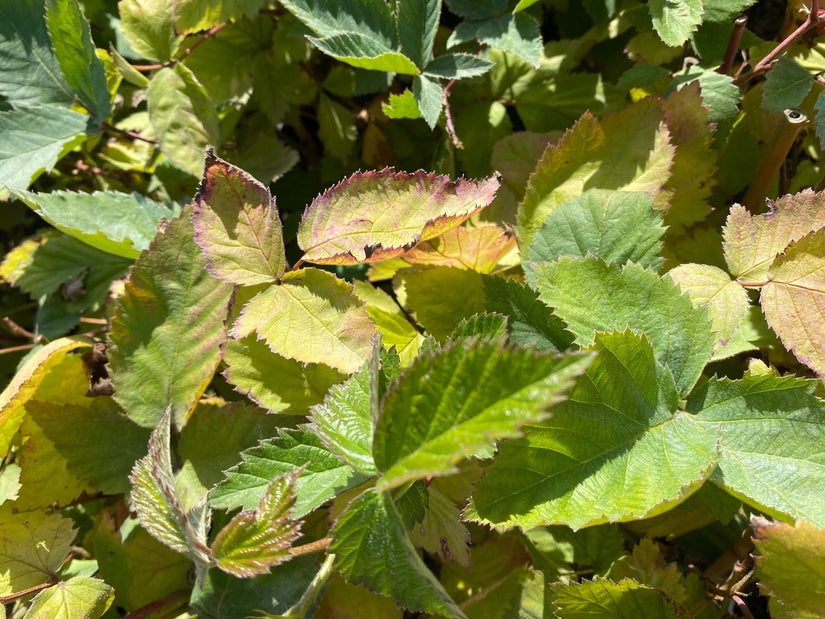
[{"left": 298, "top": 169, "right": 499, "bottom": 264}]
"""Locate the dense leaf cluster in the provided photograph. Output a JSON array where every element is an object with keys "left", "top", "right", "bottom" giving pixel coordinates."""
[{"left": 3, "top": 1, "right": 825, "bottom": 618}]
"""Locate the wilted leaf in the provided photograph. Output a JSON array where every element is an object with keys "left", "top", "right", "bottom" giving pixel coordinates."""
[{"left": 297, "top": 169, "right": 499, "bottom": 264}]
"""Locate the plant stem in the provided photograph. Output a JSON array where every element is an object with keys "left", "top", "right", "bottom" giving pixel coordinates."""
[
  {"left": 0, "top": 580, "right": 57, "bottom": 604},
  {"left": 289, "top": 537, "right": 332, "bottom": 557},
  {"left": 742, "top": 107, "right": 808, "bottom": 213},
  {"left": 2, "top": 316, "right": 36, "bottom": 340},
  {"left": 718, "top": 15, "right": 748, "bottom": 76},
  {"left": 735, "top": 0, "right": 824, "bottom": 86}
]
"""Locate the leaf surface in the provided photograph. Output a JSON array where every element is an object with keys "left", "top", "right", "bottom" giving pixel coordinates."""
[
  {"left": 668, "top": 263, "right": 749, "bottom": 349},
  {"left": 761, "top": 228, "right": 825, "bottom": 375},
  {"left": 724, "top": 190, "right": 825, "bottom": 283},
  {"left": 373, "top": 340, "right": 592, "bottom": 491},
  {"left": 525, "top": 189, "right": 665, "bottom": 271},
  {"left": 209, "top": 427, "right": 368, "bottom": 517},
  {"left": 689, "top": 373, "right": 825, "bottom": 526},
  {"left": 352, "top": 281, "right": 423, "bottom": 366},
  {"left": 118, "top": 0, "right": 182, "bottom": 62},
  {"left": 45, "top": 0, "right": 110, "bottom": 124},
  {"left": 108, "top": 207, "right": 233, "bottom": 428},
  {"left": 212, "top": 471, "right": 302, "bottom": 577},
  {"left": 398, "top": 0, "right": 440, "bottom": 69},
  {"left": 552, "top": 578, "right": 679, "bottom": 618},
  {"left": 762, "top": 57, "right": 813, "bottom": 112},
  {"left": 10, "top": 188, "right": 177, "bottom": 258},
  {"left": 0, "top": 507, "right": 75, "bottom": 596},
  {"left": 649, "top": 0, "right": 702, "bottom": 46},
  {"left": 298, "top": 169, "right": 499, "bottom": 264},
  {"left": 330, "top": 489, "right": 465, "bottom": 618},
  {"left": 401, "top": 225, "right": 517, "bottom": 273},
  {"left": 467, "top": 331, "right": 718, "bottom": 530},
  {"left": 193, "top": 149, "right": 286, "bottom": 285},
  {"left": 233, "top": 268, "right": 375, "bottom": 374},
  {"left": 24, "top": 576, "right": 114, "bottom": 619},
  {"left": 147, "top": 65, "right": 218, "bottom": 177},
  {"left": 532, "top": 258, "right": 714, "bottom": 395}
]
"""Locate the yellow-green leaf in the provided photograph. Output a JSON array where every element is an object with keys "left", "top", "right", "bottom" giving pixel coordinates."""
[
  {"left": 352, "top": 280, "right": 423, "bottom": 366},
  {"left": 23, "top": 576, "right": 114, "bottom": 619},
  {"left": 233, "top": 268, "right": 376, "bottom": 374}
]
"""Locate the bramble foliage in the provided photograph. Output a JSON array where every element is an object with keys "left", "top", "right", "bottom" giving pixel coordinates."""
[{"left": 4, "top": 1, "right": 825, "bottom": 617}]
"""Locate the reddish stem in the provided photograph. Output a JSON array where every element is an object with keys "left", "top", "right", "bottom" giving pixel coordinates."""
[
  {"left": 0, "top": 580, "right": 57, "bottom": 604},
  {"left": 718, "top": 15, "right": 748, "bottom": 76}
]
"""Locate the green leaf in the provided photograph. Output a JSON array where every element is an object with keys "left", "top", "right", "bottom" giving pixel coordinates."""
[
  {"left": 233, "top": 268, "right": 375, "bottom": 374},
  {"left": 411, "top": 486, "right": 471, "bottom": 568},
  {"left": 118, "top": 0, "right": 183, "bottom": 62},
  {"left": 0, "top": 106, "right": 90, "bottom": 190},
  {"left": 398, "top": 0, "right": 440, "bottom": 69},
  {"left": 517, "top": 103, "right": 673, "bottom": 251},
  {"left": 753, "top": 518, "right": 825, "bottom": 616},
  {"left": 352, "top": 280, "right": 423, "bottom": 367},
  {"left": 448, "top": 312, "right": 508, "bottom": 341},
  {"left": 424, "top": 53, "right": 495, "bottom": 79},
  {"left": 762, "top": 57, "right": 814, "bottom": 112},
  {"left": 310, "top": 361, "right": 377, "bottom": 475},
  {"left": 129, "top": 409, "right": 210, "bottom": 565},
  {"left": 668, "top": 263, "right": 749, "bottom": 350},
  {"left": 373, "top": 340, "right": 592, "bottom": 491},
  {"left": 330, "top": 489, "right": 465, "bottom": 618},
  {"left": 445, "top": 0, "right": 506, "bottom": 20},
  {"left": 701, "top": 0, "right": 757, "bottom": 21},
  {"left": 147, "top": 65, "right": 218, "bottom": 177},
  {"left": 414, "top": 73, "right": 444, "bottom": 128},
  {"left": 176, "top": 401, "right": 280, "bottom": 512},
  {"left": 382, "top": 89, "right": 422, "bottom": 119},
  {"left": 456, "top": 13, "right": 542, "bottom": 68},
  {"left": 551, "top": 578, "right": 679, "bottom": 618},
  {"left": 27, "top": 399, "right": 150, "bottom": 495},
  {"left": 298, "top": 169, "right": 499, "bottom": 264},
  {"left": 0, "top": 506, "right": 75, "bottom": 596},
  {"left": 402, "top": 224, "right": 517, "bottom": 273},
  {"left": 689, "top": 373, "right": 825, "bottom": 526},
  {"left": 533, "top": 258, "right": 715, "bottom": 395},
  {"left": 668, "top": 66, "right": 740, "bottom": 123},
  {"left": 174, "top": 0, "right": 268, "bottom": 33},
  {"left": 482, "top": 275, "right": 573, "bottom": 352},
  {"left": 45, "top": 0, "right": 110, "bottom": 124},
  {"left": 0, "top": 0, "right": 73, "bottom": 107},
  {"left": 648, "top": 0, "right": 702, "bottom": 47},
  {"left": 209, "top": 427, "right": 369, "bottom": 517},
  {"left": 318, "top": 92, "right": 357, "bottom": 163},
  {"left": 10, "top": 188, "right": 177, "bottom": 259},
  {"left": 222, "top": 335, "right": 345, "bottom": 414},
  {"left": 212, "top": 470, "right": 302, "bottom": 577},
  {"left": 108, "top": 206, "right": 234, "bottom": 428},
  {"left": 23, "top": 576, "right": 114, "bottom": 619},
  {"left": 311, "top": 37, "right": 419, "bottom": 74},
  {"left": 193, "top": 149, "right": 286, "bottom": 285},
  {"left": 760, "top": 228, "right": 825, "bottom": 375},
  {"left": 724, "top": 191, "right": 825, "bottom": 284},
  {"left": 467, "top": 331, "right": 718, "bottom": 530},
  {"left": 397, "top": 267, "right": 487, "bottom": 341},
  {"left": 525, "top": 190, "right": 665, "bottom": 272}
]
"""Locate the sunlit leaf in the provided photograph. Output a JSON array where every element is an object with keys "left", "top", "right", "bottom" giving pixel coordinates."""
[
  {"left": 193, "top": 149, "right": 286, "bottom": 285},
  {"left": 118, "top": 0, "right": 183, "bottom": 62},
  {"left": 297, "top": 169, "right": 499, "bottom": 265},
  {"left": 761, "top": 228, "right": 825, "bottom": 375},
  {"left": 401, "top": 225, "right": 517, "bottom": 273},
  {"left": 23, "top": 576, "right": 114, "bottom": 619},
  {"left": 352, "top": 280, "right": 423, "bottom": 366},
  {"left": 233, "top": 268, "right": 375, "bottom": 374},
  {"left": 212, "top": 470, "right": 301, "bottom": 577},
  {"left": 552, "top": 578, "right": 679, "bottom": 618},
  {"left": 648, "top": 0, "right": 702, "bottom": 46}
]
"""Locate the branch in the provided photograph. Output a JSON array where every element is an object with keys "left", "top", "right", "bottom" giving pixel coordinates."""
[{"left": 718, "top": 15, "right": 748, "bottom": 76}]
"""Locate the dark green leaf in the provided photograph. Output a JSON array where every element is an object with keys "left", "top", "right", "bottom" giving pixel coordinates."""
[
  {"left": 398, "top": 0, "right": 440, "bottom": 69},
  {"left": 762, "top": 57, "right": 814, "bottom": 113}
]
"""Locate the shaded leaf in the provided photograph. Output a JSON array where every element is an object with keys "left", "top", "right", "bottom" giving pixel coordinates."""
[
  {"left": 401, "top": 225, "right": 517, "bottom": 273},
  {"left": 212, "top": 470, "right": 302, "bottom": 577},
  {"left": 398, "top": 0, "right": 440, "bottom": 69},
  {"left": 551, "top": 577, "right": 679, "bottom": 618},
  {"left": 193, "top": 149, "right": 286, "bottom": 285},
  {"left": 723, "top": 191, "right": 825, "bottom": 284},
  {"left": 331, "top": 489, "right": 465, "bottom": 618},
  {"left": 175, "top": 0, "right": 268, "bottom": 33},
  {"left": 411, "top": 486, "right": 471, "bottom": 568},
  {"left": 222, "top": 335, "right": 345, "bottom": 414},
  {"left": 147, "top": 65, "right": 218, "bottom": 177},
  {"left": 668, "top": 66, "right": 740, "bottom": 124},
  {"left": 532, "top": 257, "right": 715, "bottom": 395},
  {"left": 10, "top": 188, "right": 177, "bottom": 259},
  {"left": 467, "top": 331, "right": 718, "bottom": 530},
  {"left": 108, "top": 206, "right": 233, "bottom": 428},
  {"left": 209, "top": 427, "right": 369, "bottom": 517},
  {"left": 761, "top": 228, "right": 825, "bottom": 375},
  {"left": 762, "top": 57, "right": 813, "bottom": 112},
  {"left": 373, "top": 339, "right": 592, "bottom": 491},
  {"left": 352, "top": 280, "right": 423, "bottom": 366},
  {"left": 233, "top": 268, "right": 376, "bottom": 374},
  {"left": 424, "top": 53, "right": 494, "bottom": 79},
  {"left": 0, "top": 507, "right": 75, "bottom": 596},
  {"left": 298, "top": 169, "right": 499, "bottom": 265},
  {"left": 23, "top": 576, "right": 114, "bottom": 619},
  {"left": 448, "top": 312, "right": 508, "bottom": 341}
]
